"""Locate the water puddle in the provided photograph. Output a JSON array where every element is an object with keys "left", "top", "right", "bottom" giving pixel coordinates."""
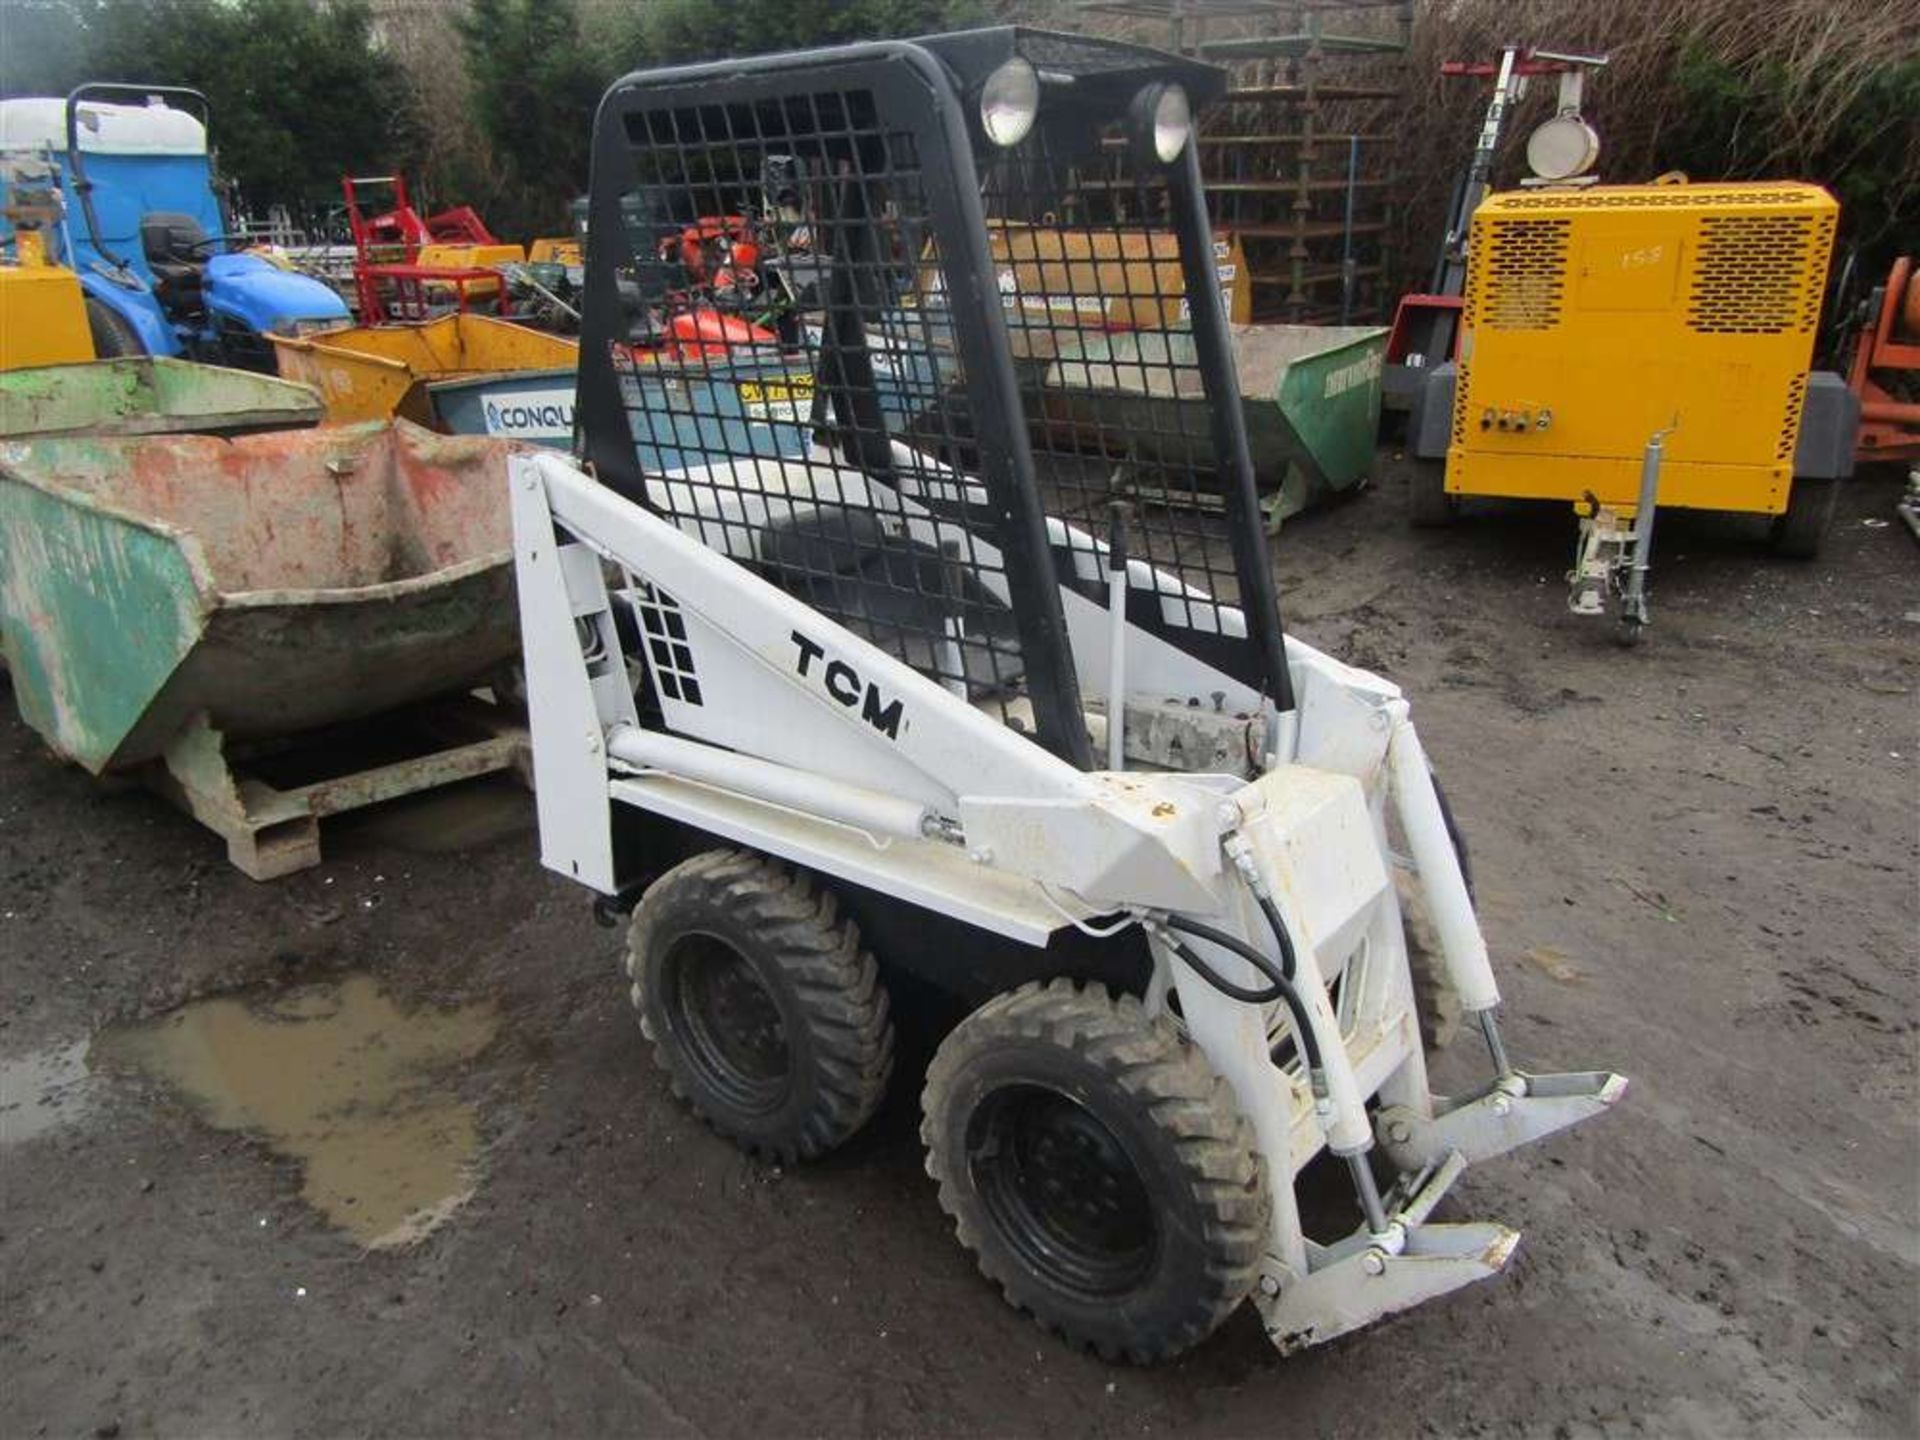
[
  {"left": 0, "top": 1037, "right": 97, "bottom": 1144},
  {"left": 93, "top": 974, "right": 498, "bottom": 1249}
]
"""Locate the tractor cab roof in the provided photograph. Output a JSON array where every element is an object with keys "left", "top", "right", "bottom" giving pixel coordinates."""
[{"left": 0, "top": 97, "right": 207, "bottom": 158}]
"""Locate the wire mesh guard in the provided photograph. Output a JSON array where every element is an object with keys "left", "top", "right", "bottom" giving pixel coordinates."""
[{"left": 591, "top": 36, "right": 1272, "bottom": 756}]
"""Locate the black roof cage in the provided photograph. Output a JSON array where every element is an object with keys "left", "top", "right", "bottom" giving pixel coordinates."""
[{"left": 577, "top": 26, "right": 1294, "bottom": 768}]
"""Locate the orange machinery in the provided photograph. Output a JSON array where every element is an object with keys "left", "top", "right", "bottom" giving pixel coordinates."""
[{"left": 1847, "top": 255, "right": 1919, "bottom": 462}]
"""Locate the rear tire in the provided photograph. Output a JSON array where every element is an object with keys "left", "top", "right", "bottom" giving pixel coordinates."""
[
  {"left": 83, "top": 297, "right": 145, "bottom": 359},
  {"left": 1768, "top": 477, "right": 1839, "bottom": 558},
  {"left": 1408, "top": 462, "right": 1457, "bottom": 527},
  {"left": 628, "top": 849, "right": 892, "bottom": 1163},
  {"left": 922, "top": 979, "right": 1269, "bottom": 1363}
]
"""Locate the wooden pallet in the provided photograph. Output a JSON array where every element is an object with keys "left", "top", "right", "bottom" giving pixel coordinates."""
[{"left": 148, "top": 696, "right": 530, "bottom": 880}]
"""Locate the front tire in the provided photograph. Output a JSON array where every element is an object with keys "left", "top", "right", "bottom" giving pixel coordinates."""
[
  {"left": 628, "top": 849, "right": 893, "bottom": 1163},
  {"left": 83, "top": 297, "right": 145, "bottom": 359},
  {"left": 922, "top": 979, "right": 1269, "bottom": 1363}
]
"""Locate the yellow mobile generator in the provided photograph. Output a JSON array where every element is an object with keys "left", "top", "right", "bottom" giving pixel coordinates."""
[
  {"left": 1, "top": 163, "right": 93, "bottom": 371},
  {"left": 1408, "top": 181, "right": 1859, "bottom": 642}
]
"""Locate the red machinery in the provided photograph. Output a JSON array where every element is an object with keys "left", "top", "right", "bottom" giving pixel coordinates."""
[
  {"left": 651, "top": 309, "right": 778, "bottom": 362},
  {"left": 663, "top": 215, "right": 756, "bottom": 280},
  {"left": 660, "top": 214, "right": 769, "bottom": 313},
  {"left": 1847, "top": 255, "right": 1920, "bottom": 463},
  {"left": 344, "top": 173, "right": 499, "bottom": 252},
  {"left": 342, "top": 174, "right": 514, "bottom": 324},
  {"left": 625, "top": 213, "right": 784, "bottom": 359}
]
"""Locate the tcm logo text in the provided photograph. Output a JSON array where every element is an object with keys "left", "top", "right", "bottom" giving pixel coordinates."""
[{"left": 791, "top": 631, "right": 905, "bottom": 739}]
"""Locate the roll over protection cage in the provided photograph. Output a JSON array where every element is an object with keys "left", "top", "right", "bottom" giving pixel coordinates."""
[{"left": 576, "top": 27, "right": 1295, "bottom": 769}]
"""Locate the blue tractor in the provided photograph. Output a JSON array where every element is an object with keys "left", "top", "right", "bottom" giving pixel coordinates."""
[{"left": 0, "top": 84, "right": 348, "bottom": 369}]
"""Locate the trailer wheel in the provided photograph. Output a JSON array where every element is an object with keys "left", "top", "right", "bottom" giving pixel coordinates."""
[
  {"left": 922, "top": 979, "right": 1268, "bottom": 1363},
  {"left": 1408, "top": 462, "right": 1457, "bottom": 527},
  {"left": 1768, "top": 477, "right": 1840, "bottom": 559},
  {"left": 83, "top": 297, "right": 145, "bottom": 359},
  {"left": 628, "top": 849, "right": 892, "bottom": 1163}
]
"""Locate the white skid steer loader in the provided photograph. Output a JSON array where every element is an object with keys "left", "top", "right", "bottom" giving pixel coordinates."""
[{"left": 512, "top": 27, "right": 1625, "bottom": 1360}]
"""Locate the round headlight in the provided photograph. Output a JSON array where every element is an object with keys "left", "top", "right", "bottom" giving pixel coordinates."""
[
  {"left": 1150, "top": 83, "right": 1192, "bottom": 164},
  {"left": 979, "top": 57, "right": 1040, "bottom": 149},
  {"left": 1525, "top": 115, "right": 1601, "bottom": 182}
]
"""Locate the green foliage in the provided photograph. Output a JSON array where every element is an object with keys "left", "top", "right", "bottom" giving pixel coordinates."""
[
  {"left": 1666, "top": 39, "right": 1919, "bottom": 269},
  {"left": 0, "top": 0, "right": 990, "bottom": 235},
  {"left": 0, "top": 0, "right": 402, "bottom": 211},
  {"left": 0, "top": 0, "right": 94, "bottom": 96},
  {"left": 628, "top": 0, "right": 989, "bottom": 67},
  {"left": 450, "top": 0, "right": 987, "bottom": 234},
  {"left": 454, "top": 0, "right": 600, "bottom": 238}
]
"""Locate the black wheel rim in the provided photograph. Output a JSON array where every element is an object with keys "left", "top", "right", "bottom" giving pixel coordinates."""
[
  {"left": 663, "top": 932, "right": 791, "bottom": 1114},
  {"left": 965, "top": 1083, "right": 1158, "bottom": 1298}
]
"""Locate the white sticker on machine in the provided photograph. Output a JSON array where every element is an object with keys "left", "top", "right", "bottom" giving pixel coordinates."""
[{"left": 482, "top": 388, "right": 576, "bottom": 440}]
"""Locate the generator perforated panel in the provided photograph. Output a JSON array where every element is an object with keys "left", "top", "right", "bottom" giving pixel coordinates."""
[
  {"left": 1478, "top": 219, "right": 1570, "bottom": 331},
  {"left": 1686, "top": 213, "right": 1831, "bottom": 335},
  {"left": 576, "top": 30, "right": 1291, "bottom": 768}
]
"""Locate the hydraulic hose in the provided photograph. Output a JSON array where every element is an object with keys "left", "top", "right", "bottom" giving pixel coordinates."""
[
  {"left": 1160, "top": 913, "right": 1323, "bottom": 1074},
  {"left": 1176, "top": 839, "right": 1393, "bottom": 1224},
  {"left": 1429, "top": 771, "right": 1475, "bottom": 902},
  {"left": 1161, "top": 914, "right": 1281, "bottom": 1001},
  {"left": 1251, "top": 892, "right": 1299, "bottom": 981}
]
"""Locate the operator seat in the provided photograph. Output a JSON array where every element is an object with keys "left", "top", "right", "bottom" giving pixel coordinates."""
[
  {"left": 754, "top": 506, "right": 1024, "bottom": 698},
  {"left": 140, "top": 212, "right": 211, "bottom": 315}
]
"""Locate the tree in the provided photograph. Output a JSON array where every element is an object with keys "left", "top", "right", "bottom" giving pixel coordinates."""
[
  {"left": 375, "top": 0, "right": 493, "bottom": 232},
  {"left": 1666, "top": 42, "right": 1919, "bottom": 275},
  {"left": 0, "top": 0, "right": 95, "bottom": 97},
  {"left": 0, "top": 0, "right": 404, "bottom": 215},
  {"left": 455, "top": 0, "right": 600, "bottom": 239}
]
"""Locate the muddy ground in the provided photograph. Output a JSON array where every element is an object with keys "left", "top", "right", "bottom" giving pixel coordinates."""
[{"left": 3, "top": 457, "right": 1916, "bottom": 1438}]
